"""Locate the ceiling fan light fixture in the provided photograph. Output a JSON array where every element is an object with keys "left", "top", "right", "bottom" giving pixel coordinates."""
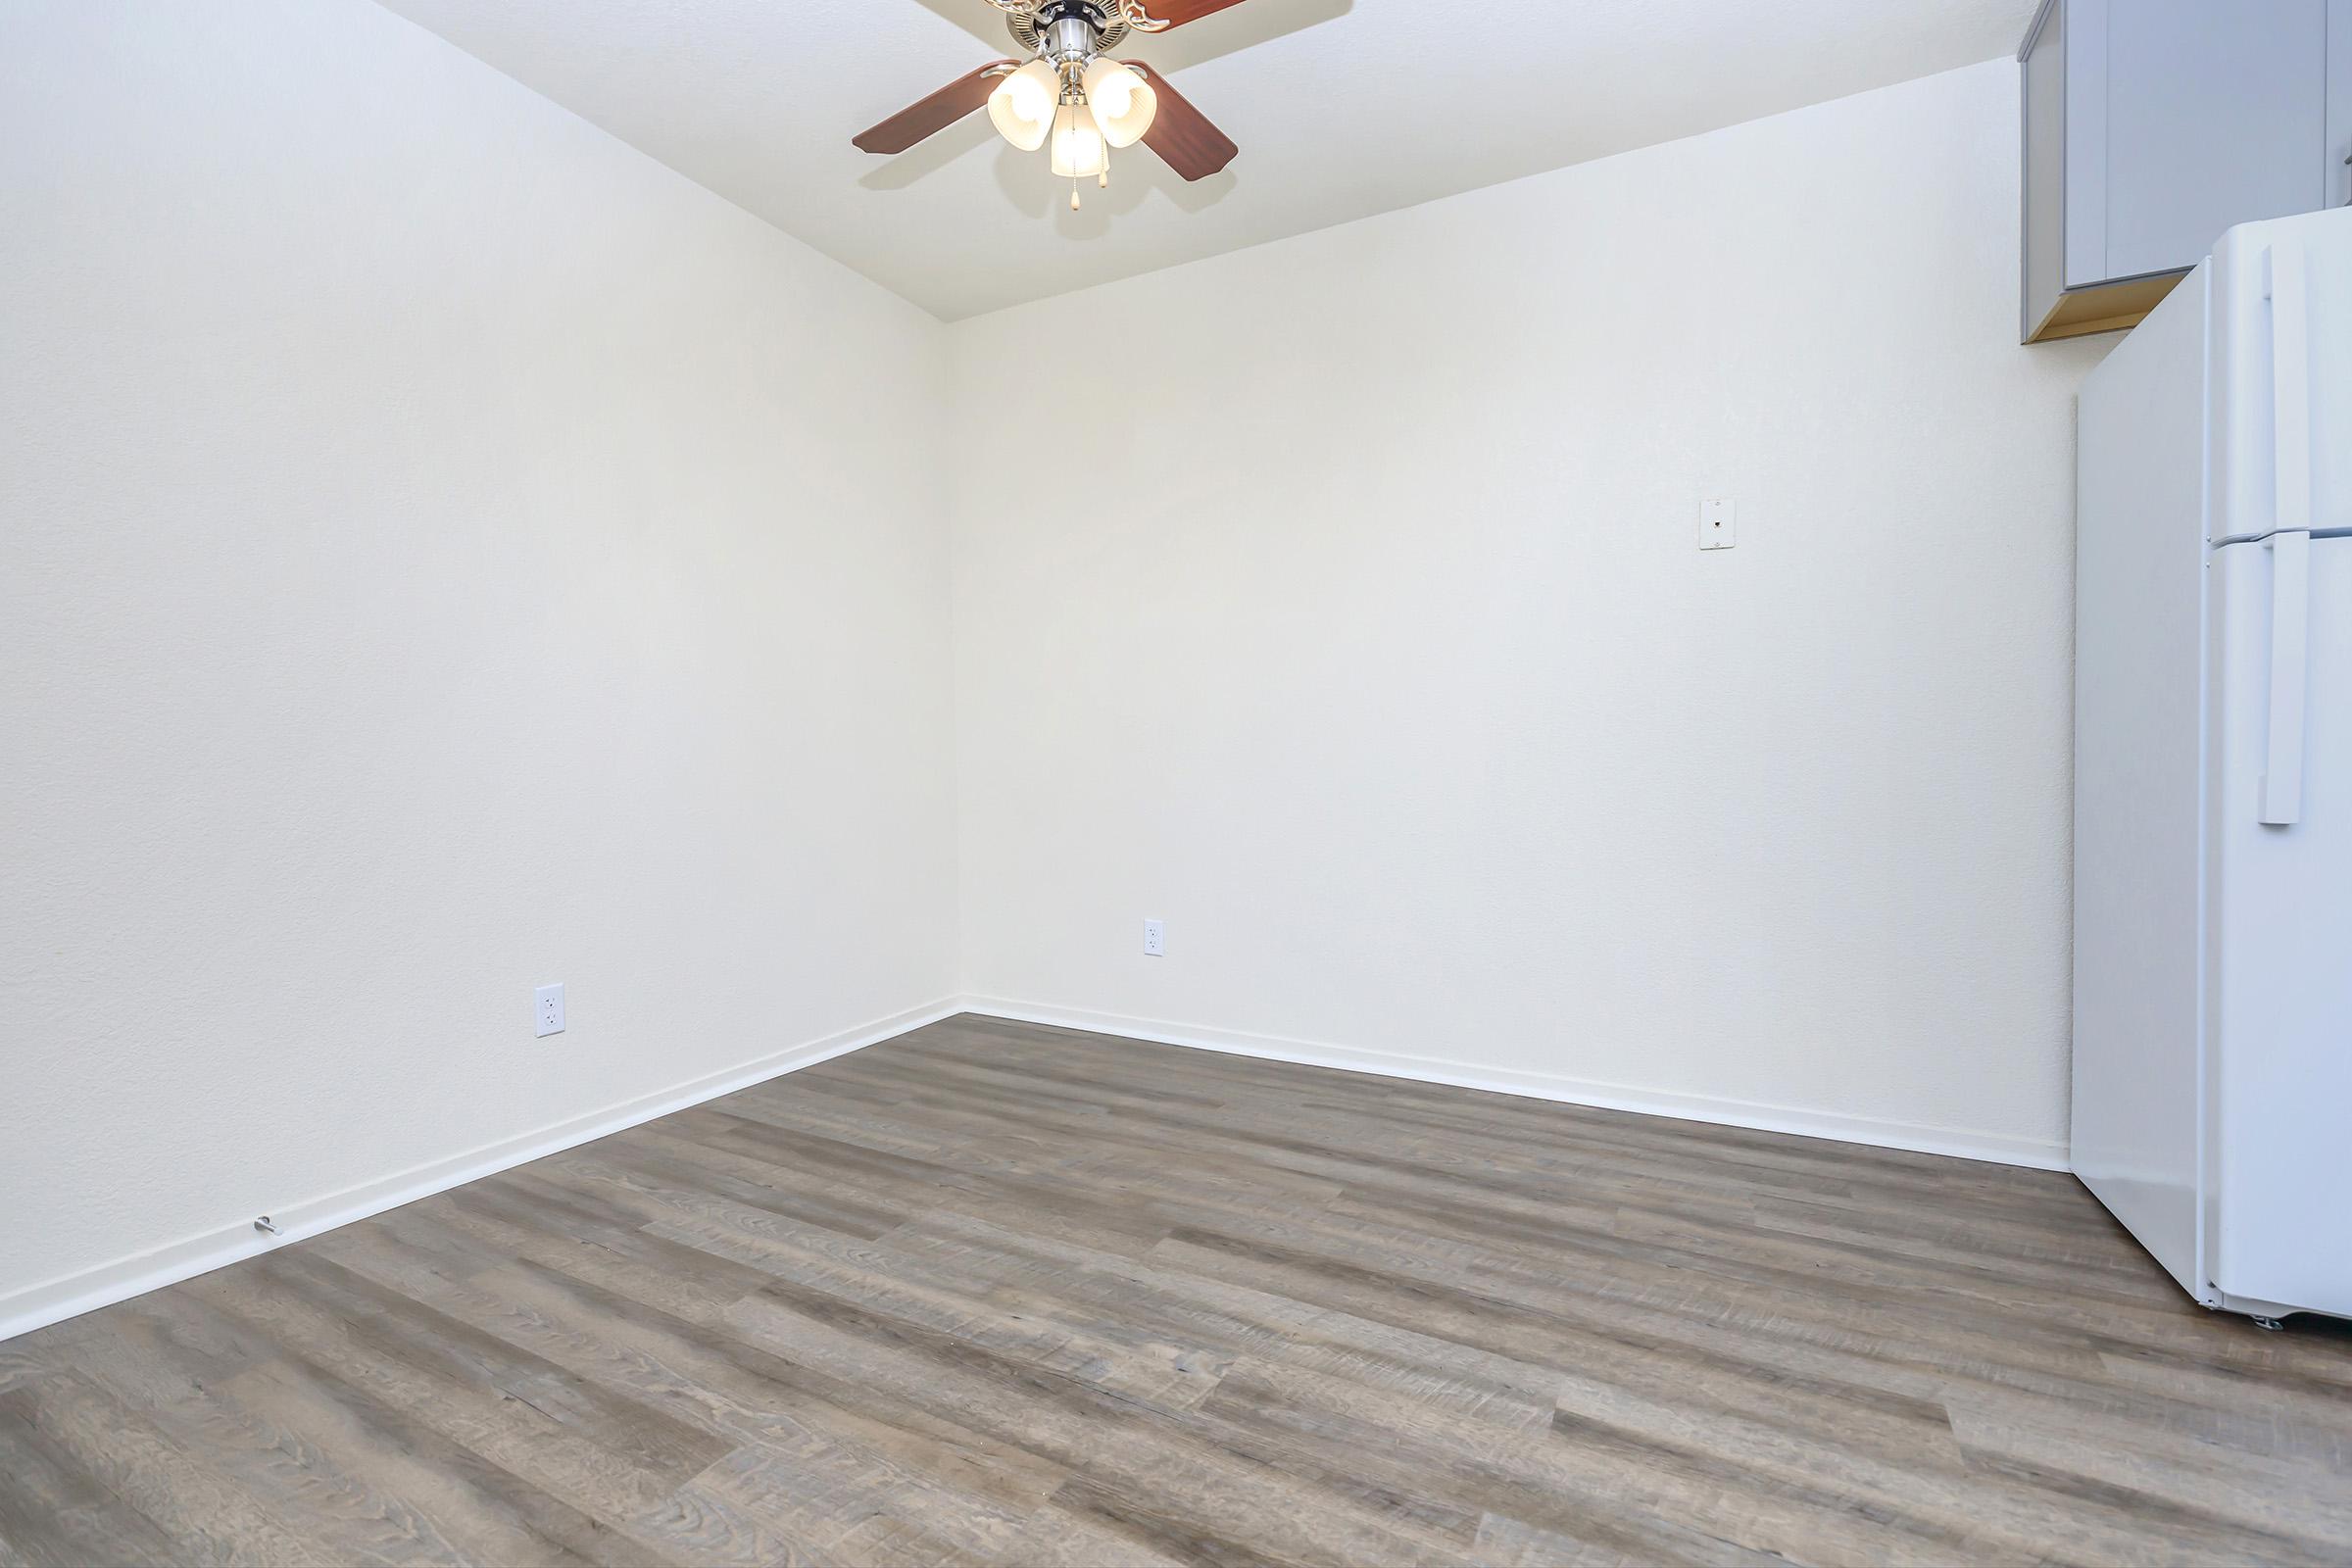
[
  {"left": 1082, "top": 59, "right": 1157, "bottom": 148},
  {"left": 852, "top": 0, "right": 1242, "bottom": 207},
  {"left": 1049, "top": 100, "right": 1108, "bottom": 179},
  {"left": 987, "top": 58, "right": 1059, "bottom": 151}
]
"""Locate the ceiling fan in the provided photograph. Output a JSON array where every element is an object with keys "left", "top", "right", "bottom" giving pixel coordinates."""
[{"left": 854, "top": 0, "right": 1249, "bottom": 210}]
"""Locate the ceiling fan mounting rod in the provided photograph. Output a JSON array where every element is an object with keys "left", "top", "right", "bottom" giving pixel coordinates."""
[{"left": 1042, "top": 10, "right": 1102, "bottom": 66}]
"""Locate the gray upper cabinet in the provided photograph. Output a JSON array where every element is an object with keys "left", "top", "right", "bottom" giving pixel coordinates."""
[
  {"left": 2334, "top": 1, "right": 2352, "bottom": 209},
  {"left": 2021, "top": 0, "right": 2349, "bottom": 343}
]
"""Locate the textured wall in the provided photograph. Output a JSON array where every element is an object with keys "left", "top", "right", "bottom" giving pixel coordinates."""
[
  {"left": 0, "top": 0, "right": 957, "bottom": 1308},
  {"left": 3, "top": 24, "right": 2124, "bottom": 1332},
  {"left": 948, "top": 61, "right": 2117, "bottom": 1164}
]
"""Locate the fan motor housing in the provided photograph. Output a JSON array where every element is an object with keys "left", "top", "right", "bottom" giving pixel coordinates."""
[{"left": 1013, "top": 1, "right": 1125, "bottom": 61}]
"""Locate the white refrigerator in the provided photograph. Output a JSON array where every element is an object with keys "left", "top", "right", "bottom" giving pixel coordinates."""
[{"left": 2075, "top": 206, "right": 2352, "bottom": 1327}]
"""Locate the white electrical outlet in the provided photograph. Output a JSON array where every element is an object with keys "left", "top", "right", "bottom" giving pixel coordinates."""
[
  {"left": 1143, "top": 918, "right": 1165, "bottom": 957},
  {"left": 1699, "top": 498, "right": 1737, "bottom": 550},
  {"left": 535, "top": 983, "right": 565, "bottom": 1038}
]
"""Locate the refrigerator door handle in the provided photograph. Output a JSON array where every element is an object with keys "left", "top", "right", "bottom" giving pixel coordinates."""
[
  {"left": 2267, "top": 242, "right": 2313, "bottom": 535},
  {"left": 2260, "top": 529, "right": 2312, "bottom": 827}
]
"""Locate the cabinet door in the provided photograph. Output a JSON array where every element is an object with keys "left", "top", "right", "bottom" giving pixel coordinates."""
[{"left": 2089, "top": 0, "right": 2330, "bottom": 283}]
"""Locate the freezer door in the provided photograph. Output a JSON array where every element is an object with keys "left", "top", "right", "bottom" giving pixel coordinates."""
[
  {"left": 2207, "top": 534, "right": 2352, "bottom": 1317},
  {"left": 2208, "top": 208, "right": 2352, "bottom": 545}
]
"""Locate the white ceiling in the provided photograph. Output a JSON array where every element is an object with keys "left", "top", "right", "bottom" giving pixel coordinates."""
[{"left": 377, "top": 0, "right": 2038, "bottom": 321}]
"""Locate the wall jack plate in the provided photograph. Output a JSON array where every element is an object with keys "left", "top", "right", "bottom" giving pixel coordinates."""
[
  {"left": 535, "top": 983, "right": 565, "bottom": 1038},
  {"left": 1700, "top": 498, "right": 1737, "bottom": 550}
]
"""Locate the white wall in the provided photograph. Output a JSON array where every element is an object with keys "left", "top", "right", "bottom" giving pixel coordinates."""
[
  {"left": 1, "top": 25, "right": 2116, "bottom": 1334},
  {"left": 0, "top": 0, "right": 956, "bottom": 1322},
  {"left": 948, "top": 60, "right": 2116, "bottom": 1166}
]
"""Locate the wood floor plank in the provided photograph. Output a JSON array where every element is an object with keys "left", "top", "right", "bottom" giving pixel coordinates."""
[
  {"left": 887, "top": 1211, "right": 1560, "bottom": 1432},
  {"left": 981, "top": 1496, "right": 1200, "bottom": 1568},
  {"left": 6, "top": 1370, "right": 338, "bottom": 1567},
  {"left": 0, "top": 1398, "right": 185, "bottom": 1568},
  {"left": 720, "top": 1286, "right": 1471, "bottom": 1567},
  {"left": 5, "top": 1015, "right": 2349, "bottom": 1566},
  {"left": 340, "top": 1250, "right": 1072, "bottom": 1531},
  {"left": 406, "top": 1183, "right": 778, "bottom": 1329},
  {"left": 1194, "top": 1354, "right": 1960, "bottom": 1565},
  {"left": 179, "top": 1257, "right": 709, "bottom": 1539},
  {"left": 215, "top": 1355, "right": 611, "bottom": 1568}
]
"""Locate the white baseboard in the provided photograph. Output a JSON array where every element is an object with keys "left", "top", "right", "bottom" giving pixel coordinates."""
[
  {"left": 0, "top": 998, "right": 960, "bottom": 1346},
  {"left": 956, "top": 997, "right": 2072, "bottom": 1173},
  {"left": 3, "top": 992, "right": 2070, "bottom": 1344}
]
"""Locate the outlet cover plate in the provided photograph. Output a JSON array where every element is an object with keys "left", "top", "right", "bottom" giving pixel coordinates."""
[{"left": 535, "top": 983, "right": 565, "bottom": 1038}]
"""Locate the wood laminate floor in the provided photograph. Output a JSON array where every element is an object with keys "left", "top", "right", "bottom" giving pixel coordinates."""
[{"left": 5, "top": 1014, "right": 2350, "bottom": 1567}]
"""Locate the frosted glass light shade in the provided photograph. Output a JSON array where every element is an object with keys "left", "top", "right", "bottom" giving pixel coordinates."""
[
  {"left": 1050, "top": 102, "right": 1107, "bottom": 177},
  {"left": 988, "top": 59, "right": 1058, "bottom": 152},
  {"left": 1081, "top": 60, "right": 1157, "bottom": 148}
]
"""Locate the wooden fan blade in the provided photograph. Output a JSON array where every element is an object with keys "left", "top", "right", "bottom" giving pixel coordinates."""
[
  {"left": 853, "top": 61, "right": 1016, "bottom": 155},
  {"left": 1132, "top": 0, "right": 1256, "bottom": 27},
  {"left": 1128, "top": 64, "right": 1238, "bottom": 181}
]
